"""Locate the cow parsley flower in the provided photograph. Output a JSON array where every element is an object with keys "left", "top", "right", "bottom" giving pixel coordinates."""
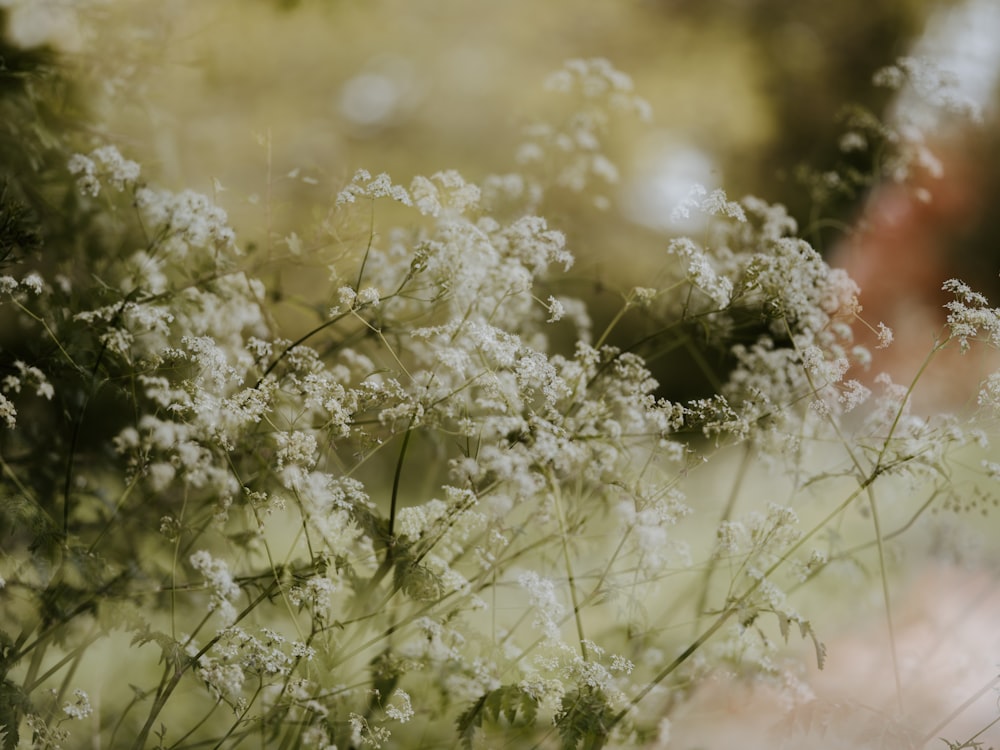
[
  {"left": 943, "top": 278, "right": 1000, "bottom": 352},
  {"left": 349, "top": 713, "right": 391, "bottom": 748},
  {"left": 135, "top": 187, "right": 237, "bottom": 255},
  {"left": 190, "top": 550, "right": 240, "bottom": 622},
  {"left": 336, "top": 169, "right": 411, "bottom": 206},
  {"left": 68, "top": 145, "right": 140, "bottom": 196},
  {"left": 62, "top": 689, "right": 92, "bottom": 720},
  {"left": 545, "top": 295, "right": 566, "bottom": 323},
  {"left": 875, "top": 321, "right": 894, "bottom": 349},
  {"left": 357, "top": 286, "right": 381, "bottom": 306},
  {"left": 518, "top": 571, "right": 565, "bottom": 640},
  {"left": 384, "top": 689, "right": 414, "bottom": 722},
  {"left": 410, "top": 170, "right": 480, "bottom": 217},
  {"left": 668, "top": 237, "right": 733, "bottom": 307}
]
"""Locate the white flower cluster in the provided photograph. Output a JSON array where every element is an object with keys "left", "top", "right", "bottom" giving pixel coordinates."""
[
  {"left": 0, "top": 359, "right": 54, "bottom": 428},
  {"left": 667, "top": 236, "right": 734, "bottom": 307},
  {"left": 943, "top": 278, "right": 1000, "bottom": 353},
  {"left": 384, "top": 689, "right": 414, "bottom": 722},
  {"left": 518, "top": 571, "right": 565, "bottom": 640},
  {"left": 288, "top": 574, "right": 339, "bottom": 615},
  {"left": 189, "top": 549, "right": 241, "bottom": 623},
  {"left": 517, "top": 58, "right": 650, "bottom": 208},
  {"left": 336, "top": 169, "right": 412, "bottom": 206},
  {"left": 349, "top": 712, "right": 392, "bottom": 748},
  {"left": 67, "top": 144, "right": 140, "bottom": 196},
  {"left": 875, "top": 56, "right": 984, "bottom": 123},
  {"left": 410, "top": 170, "right": 481, "bottom": 217},
  {"left": 61, "top": 689, "right": 92, "bottom": 720},
  {"left": 190, "top": 627, "right": 315, "bottom": 712},
  {"left": 135, "top": 186, "right": 237, "bottom": 257},
  {"left": 0, "top": 270, "right": 44, "bottom": 298}
]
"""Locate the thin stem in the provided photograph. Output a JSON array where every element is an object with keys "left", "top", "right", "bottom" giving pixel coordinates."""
[
  {"left": 130, "top": 583, "right": 279, "bottom": 750},
  {"left": 594, "top": 299, "right": 631, "bottom": 350},
  {"left": 23, "top": 630, "right": 101, "bottom": 692},
  {"left": 11, "top": 299, "right": 86, "bottom": 375},
  {"left": 607, "top": 472, "right": 880, "bottom": 726},
  {"left": 551, "top": 476, "right": 588, "bottom": 660},
  {"left": 166, "top": 699, "right": 223, "bottom": 750},
  {"left": 212, "top": 679, "right": 264, "bottom": 750},
  {"left": 355, "top": 200, "right": 376, "bottom": 291},
  {"left": 255, "top": 310, "right": 350, "bottom": 386},
  {"left": 874, "top": 338, "right": 948, "bottom": 472},
  {"left": 866, "top": 484, "right": 903, "bottom": 713},
  {"left": 62, "top": 390, "right": 89, "bottom": 536},
  {"left": 787, "top": 487, "right": 943, "bottom": 595},
  {"left": 388, "top": 416, "right": 415, "bottom": 545},
  {"left": 693, "top": 442, "right": 752, "bottom": 634},
  {"left": 87, "top": 471, "right": 142, "bottom": 553},
  {"left": 921, "top": 673, "right": 1000, "bottom": 745},
  {"left": 608, "top": 607, "right": 736, "bottom": 729},
  {"left": 227, "top": 458, "right": 305, "bottom": 641}
]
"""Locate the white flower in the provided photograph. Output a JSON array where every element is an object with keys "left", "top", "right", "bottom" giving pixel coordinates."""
[
  {"left": 349, "top": 713, "right": 391, "bottom": 748},
  {"left": 875, "top": 322, "right": 894, "bottom": 349},
  {"left": 518, "top": 571, "right": 564, "bottom": 640},
  {"left": 62, "top": 689, "right": 92, "bottom": 720},
  {"left": 67, "top": 145, "right": 140, "bottom": 196},
  {"left": 135, "top": 187, "right": 237, "bottom": 254},
  {"left": 545, "top": 295, "right": 565, "bottom": 323},
  {"left": 67, "top": 153, "right": 99, "bottom": 196},
  {"left": 275, "top": 430, "right": 318, "bottom": 470},
  {"left": 91, "top": 145, "right": 140, "bottom": 190},
  {"left": 668, "top": 237, "right": 733, "bottom": 307},
  {"left": 337, "top": 286, "right": 357, "bottom": 309},
  {"left": 943, "top": 278, "right": 1000, "bottom": 353},
  {"left": 357, "top": 287, "right": 381, "bottom": 306},
  {"left": 384, "top": 689, "right": 413, "bottom": 722},
  {"left": 409, "top": 170, "right": 480, "bottom": 217},
  {"left": 20, "top": 272, "right": 44, "bottom": 295},
  {"left": 336, "top": 169, "right": 411, "bottom": 206},
  {"left": 190, "top": 550, "right": 240, "bottom": 622}
]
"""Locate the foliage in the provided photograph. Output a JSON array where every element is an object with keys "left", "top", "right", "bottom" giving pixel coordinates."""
[{"left": 0, "top": 12, "right": 999, "bottom": 750}]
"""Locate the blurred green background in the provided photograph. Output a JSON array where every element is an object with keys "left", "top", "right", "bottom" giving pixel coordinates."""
[{"left": 0, "top": 0, "right": 949, "bottom": 241}]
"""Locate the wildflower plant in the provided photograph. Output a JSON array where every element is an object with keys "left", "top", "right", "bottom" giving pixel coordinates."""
[{"left": 1, "top": 39, "right": 999, "bottom": 750}]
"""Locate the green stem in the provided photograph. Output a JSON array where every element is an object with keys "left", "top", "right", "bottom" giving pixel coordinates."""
[
  {"left": 594, "top": 300, "right": 631, "bottom": 350},
  {"left": 866, "top": 484, "right": 902, "bottom": 713},
  {"left": 693, "top": 442, "right": 752, "bottom": 634},
  {"left": 608, "top": 607, "right": 736, "bottom": 729},
  {"left": 874, "top": 338, "right": 948, "bottom": 472},
  {"left": 606, "top": 471, "right": 881, "bottom": 729},
  {"left": 22, "top": 630, "right": 101, "bottom": 692},
  {"left": 211, "top": 679, "right": 264, "bottom": 750},
  {"left": 355, "top": 200, "right": 376, "bottom": 291},
  {"left": 130, "top": 583, "right": 278, "bottom": 750},
  {"left": 388, "top": 416, "right": 415, "bottom": 545},
  {"left": 254, "top": 311, "right": 350, "bottom": 386},
  {"left": 551, "top": 477, "right": 588, "bottom": 660},
  {"left": 165, "top": 699, "right": 222, "bottom": 750}
]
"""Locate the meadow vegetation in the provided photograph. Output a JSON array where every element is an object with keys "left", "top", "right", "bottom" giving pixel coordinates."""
[{"left": 1, "top": 3, "right": 999, "bottom": 749}]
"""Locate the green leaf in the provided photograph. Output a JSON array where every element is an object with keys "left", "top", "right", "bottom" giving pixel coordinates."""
[
  {"left": 456, "top": 694, "right": 486, "bottom": 750},
  {"left": 455, "top": 685, "right": 539, "bottom": 748},
  {"left": 131, "top": 626, "right": 185, "bottom": 668},
  {"left": 555, "top": 687, "right": 614, "bottom": 750},
  {"left": 0, "top": 679, "right": 28, "bottom": 750},
  {"left": 392, "top": 547, "right": 442, "bottom": 602}
]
